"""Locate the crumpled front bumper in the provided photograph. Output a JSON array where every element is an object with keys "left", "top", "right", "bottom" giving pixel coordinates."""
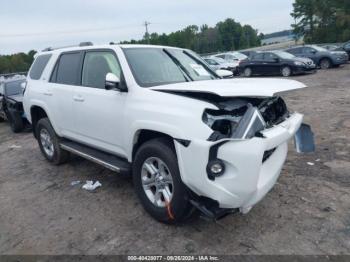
[{"left": 175, "top": 112, "right": 303, "bottom": 212}]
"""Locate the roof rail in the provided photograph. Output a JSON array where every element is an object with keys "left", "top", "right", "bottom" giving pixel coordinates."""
[{"left": 42, "top": 42, "right": 94, "bottom": 52}]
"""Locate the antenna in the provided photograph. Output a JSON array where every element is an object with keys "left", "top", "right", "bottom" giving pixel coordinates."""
[{"left": 144, "top": 21, "right": 151, "bottom": 44}]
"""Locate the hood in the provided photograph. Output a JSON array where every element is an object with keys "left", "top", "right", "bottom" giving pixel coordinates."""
[{"left": 150, "top": 78, "right": 306, "bottom": 97}]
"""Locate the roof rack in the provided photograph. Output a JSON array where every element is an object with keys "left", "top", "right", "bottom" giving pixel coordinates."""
[{"left": 42, "top": 42, "right": 94, "bottom": 52}]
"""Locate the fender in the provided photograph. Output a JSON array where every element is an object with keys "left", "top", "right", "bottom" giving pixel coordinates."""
[
  {"left": 127, "top": 120, "right": 187, "bottom": 162},
  {"left": 29, "top": 99, "right": 62, "bottom": 137}
]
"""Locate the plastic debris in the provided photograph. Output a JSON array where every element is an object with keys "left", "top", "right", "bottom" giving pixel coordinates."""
[
  {"left": 82, "top": 180, "right": 102, "bottom": 191},
  {"left": 9, "top": 145, "right": 22, "bottom": 149},
  {"left": 315, "top": 159, "right": 321, "bottom": 162},
  {"left": 70, "top": 180, "right": 81, "bottom": 186},
  {"left": 307, "top": 162, "right": 315, "bottom": 166}
]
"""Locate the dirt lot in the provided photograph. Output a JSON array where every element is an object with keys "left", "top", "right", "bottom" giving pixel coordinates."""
[{"left": 0, "top": 65, "right": 350, "bottom": 255}]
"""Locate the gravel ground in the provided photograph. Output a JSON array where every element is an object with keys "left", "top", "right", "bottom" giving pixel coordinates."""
[{"left": 0, "top": 64, "right": 349, "bottom": 255}]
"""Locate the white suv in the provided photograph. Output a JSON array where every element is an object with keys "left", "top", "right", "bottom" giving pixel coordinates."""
[{"left": 24, "top": 43, "right": 309, "bottom": 224}]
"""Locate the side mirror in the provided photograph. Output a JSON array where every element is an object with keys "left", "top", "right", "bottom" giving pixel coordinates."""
[
  {"left": 274, "top": 58, "right": 280, "bottom": 63},
  {"left": 216, "top": 69, "right": 233, "bottom": 78},
  {"left": 105, "top": 73, "right": 120, "bottom": 90},
  {"left": 20, "top": 82, "right": 27, "bottom": 92}
]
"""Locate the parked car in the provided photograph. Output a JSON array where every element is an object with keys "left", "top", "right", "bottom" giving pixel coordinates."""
[
  {"left": 286, "top": 45, "right": 348, "bottom": 69},
  {"left": 214, "top": 51, "right": 248, "bottom": 63},
  {"left": 204, "top": 57, "right": 239, "bottom": 75},
  {"left": 239, "top": 50, "right": 316, "bottom": 77},
  {"left": 334, "top": 41, "right": 350, "bottom": 60},
  {"left": 0, "top": 76, "right": 28, "bottom": 133},
  {"left": 24, "top": 43, "right": 312, "bottom": 224},
  {"left": 240, "top": 50, "right": 257, "bottom": 58}
]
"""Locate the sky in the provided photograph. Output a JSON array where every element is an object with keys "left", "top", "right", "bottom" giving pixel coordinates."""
[{"left": 0, "top": 0, "right": 295, "bottom": 55}]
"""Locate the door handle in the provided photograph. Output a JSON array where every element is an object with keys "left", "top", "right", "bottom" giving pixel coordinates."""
[
  {"left": 73, "top": 95, "right": 85, "bottom": 102},
  {"left": 43, "top": 91, "right": 53, "bottom": 96}
]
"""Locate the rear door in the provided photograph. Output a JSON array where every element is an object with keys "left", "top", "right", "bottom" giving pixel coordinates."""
[
  {"left": 263, "top": 53, "right": 281, "bottom": 74},
  {"left": 72, "top": 49, "right": 127, "bottom": 156},
  {"left": 49, "top": 51, "right": 83, "bottom": 136},
  {"left": 250, "top": 53, "right": 265, "bottom": 74}
]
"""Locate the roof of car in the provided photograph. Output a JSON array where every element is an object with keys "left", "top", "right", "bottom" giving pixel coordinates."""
[{"left": 39, "top": 44, "right": 184, "bottom": 56}]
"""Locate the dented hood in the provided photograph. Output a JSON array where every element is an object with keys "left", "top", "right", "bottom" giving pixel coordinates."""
[{"left": 150, "top": 78, "right": 306, "bottom": 97}]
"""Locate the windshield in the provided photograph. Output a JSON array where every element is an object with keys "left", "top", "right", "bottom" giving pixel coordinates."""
[
  {"left": 272, "top": 51, "right": 295, "bottom": 59},
  {"left": 5, "top": 80, "right": 24, "bottom": 96},
  {"left": 123, "top": 48, "right": 217, "bottom": 87},
  {"left": 312, "top": 45, "right": 328, "bottom": 52}
]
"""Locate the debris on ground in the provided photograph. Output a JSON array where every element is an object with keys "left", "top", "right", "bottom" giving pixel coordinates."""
[
  {"left": 9, "top": 144, "right": 22, "bottom": 149},
  {"left": 70, "top": 181, "right": 81, "bottom": 186},
  {"left": 82, "top": 181, "right": 102, "bottom": 191},
  {"left": 307, "top": 162, "right": 315, "bottom": 166},
  {"left": 323, "top": 206, "right": 336, "bottom": 212}
]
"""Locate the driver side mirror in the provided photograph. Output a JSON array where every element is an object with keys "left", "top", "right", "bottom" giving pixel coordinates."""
[
  {"left": 274, "top": 58, "right": 280, "bottom": 63},
  {"left": 105, "top": 73, "right": 127, "bottom": 92}
]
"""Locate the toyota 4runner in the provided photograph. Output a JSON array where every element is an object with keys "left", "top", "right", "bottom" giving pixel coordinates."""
[{"left": 23, "top": 43, "right": 313, "bottom": 223}]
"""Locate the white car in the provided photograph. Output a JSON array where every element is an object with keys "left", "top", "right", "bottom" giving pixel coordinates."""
[
  {"left": 214, "top": 51, "right": 248, "bottom": 63},
  {"left": 23, "top": 43, "right": 310, "bottom": 224},
  {"left": 204, "top": 57, "right": 239, "bottom": 73}
]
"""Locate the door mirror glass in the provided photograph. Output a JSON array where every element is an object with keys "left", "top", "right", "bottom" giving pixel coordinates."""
[
  {"left": 105, "top": 73, "right": 120, "bottom": 90},
  {"left": 216, "top": 69, "right": 233, "bottom": 78},
  {"left": 274, "top": 57, "right": 280, "bottom": 63}
]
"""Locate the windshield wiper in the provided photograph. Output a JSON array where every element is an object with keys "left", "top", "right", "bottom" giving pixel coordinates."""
[{"left": 163, "top": 49, "right": 193, "bottom": 81}]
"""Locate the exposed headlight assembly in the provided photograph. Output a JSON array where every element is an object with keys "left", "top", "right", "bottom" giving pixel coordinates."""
[
  {"left": 294, "top": 61, "right": 304, "bottom": 66},
  {"left": 203, "top": 104, "right": 266, "bottom": 141}
]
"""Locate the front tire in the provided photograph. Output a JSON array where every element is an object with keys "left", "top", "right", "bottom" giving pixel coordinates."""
[
  {"left": 320, "top": 58, "right": 332, "bottom": 69},
  {"left": 7, "top": 111, "right": 24, "bottom": 133},
  {"left": 243, "top": 67, "right": 252, "bottom": 77},
  {"left": 133, "top": 138, "right": 194, "bottom": 224},
  {"left": 36, "top": 118, "right": 70, "bottom": 165},
  {"left": 281, "top": 66, "right": 292, "bottom": 77}
]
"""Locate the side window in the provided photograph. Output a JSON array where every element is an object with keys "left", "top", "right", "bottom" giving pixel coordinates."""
[
  {"left": 216, "top": 55, "right": 225, "bottom": 59},
  {"left": 288, "top": 48, "right": 301, "bottom": 55},
  {"left": 0, "top": 83, "right": 4, "bottom": 95},
  {"left": 252, "top": 53, "right": 264, "bottom": 60},
  {"left": 345, "top": 43, "right": 350, "bottom": 49},
  {"left": 82, "top": 51, "right": 122, "bottom": 89},
  {"left": 206, "top": 59, "right": 217, "bottom": 65},
  {"left": 29, "top": 54, "right": 52, "bottom": 80},
  {"left": 264, "top": 53, "right": 278, "bottom": 61},
  {"left": 304, "top": 47, "right": 316, "bottom": 54},
  {"left": 55, "top": 52, "right": 82, "bottom": 85}
]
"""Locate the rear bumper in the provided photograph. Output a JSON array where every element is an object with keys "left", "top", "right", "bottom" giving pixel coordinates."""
[
  {"left": 332, "top": 57, "right": 348, "bottom": 65},
  {"left": 175, "top": 113, "right": 303, "bottom": 212}
]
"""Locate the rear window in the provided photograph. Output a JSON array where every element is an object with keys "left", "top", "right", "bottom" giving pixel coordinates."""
[
  {"left": 54, "top": 52, "right": 82, "bottom": 85},
  {"left": 29, "top": 54, "right": 52, "bottom": 80}
]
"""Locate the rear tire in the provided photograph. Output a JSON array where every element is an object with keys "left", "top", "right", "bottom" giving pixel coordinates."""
[
  {"left": 7, "top": 111, "right": 24, "bottom": 133},
  {"left": 243, "top": 67, "right": 252, "bottom": 77},
  {"left": 320, "top": 58, "right": 332, "bottom": 69},
  {"left": 133, "top": 138, "right": 194, "bottom": 224},
  {"left": 36, "top": 118, "right": 70, "bottom": 165},
  {"left": 281, "top": 66, "right": 292, "bottom": 77}
]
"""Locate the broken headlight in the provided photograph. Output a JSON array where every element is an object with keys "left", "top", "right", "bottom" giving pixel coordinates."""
[{"left": 203, "top": 104, "right": 266, "bottom": 141}]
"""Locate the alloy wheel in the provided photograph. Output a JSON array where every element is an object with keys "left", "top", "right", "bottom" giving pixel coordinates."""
[{"left": 141, "top": 157, "right": 174, "bottom": 208}]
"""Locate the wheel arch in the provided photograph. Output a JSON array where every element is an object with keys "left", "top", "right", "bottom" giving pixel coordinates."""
[{"left": 131, "top": 129, "right": 175, "bottom": 162}]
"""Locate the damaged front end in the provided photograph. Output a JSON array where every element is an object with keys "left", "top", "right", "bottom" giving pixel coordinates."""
[{"left": 203, "top": 96, "right": 289, "bottom": 141}]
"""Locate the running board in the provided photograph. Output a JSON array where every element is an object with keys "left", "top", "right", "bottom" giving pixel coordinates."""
[{"left": 60, "top": 140, "right": 131, "bottom": 175}]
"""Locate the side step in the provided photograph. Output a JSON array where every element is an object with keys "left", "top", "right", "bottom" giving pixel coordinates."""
[{"left": 60, "top": 140, "right": 131, "bottom": 175}]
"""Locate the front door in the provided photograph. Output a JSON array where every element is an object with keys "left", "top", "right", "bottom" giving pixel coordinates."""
[{"left": 72, "top": 50, "right": 127, "bottom": 157}]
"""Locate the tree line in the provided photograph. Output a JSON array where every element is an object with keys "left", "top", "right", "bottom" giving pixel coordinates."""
[
  {"left": 0, "top": 50, "right": 36, "bottom": 75},
  {"left": 292, "top": 0, "right": 350, "bottom": 43},
  {"left": 120, "top": 18, "right": 262, "bottom": 54}
]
